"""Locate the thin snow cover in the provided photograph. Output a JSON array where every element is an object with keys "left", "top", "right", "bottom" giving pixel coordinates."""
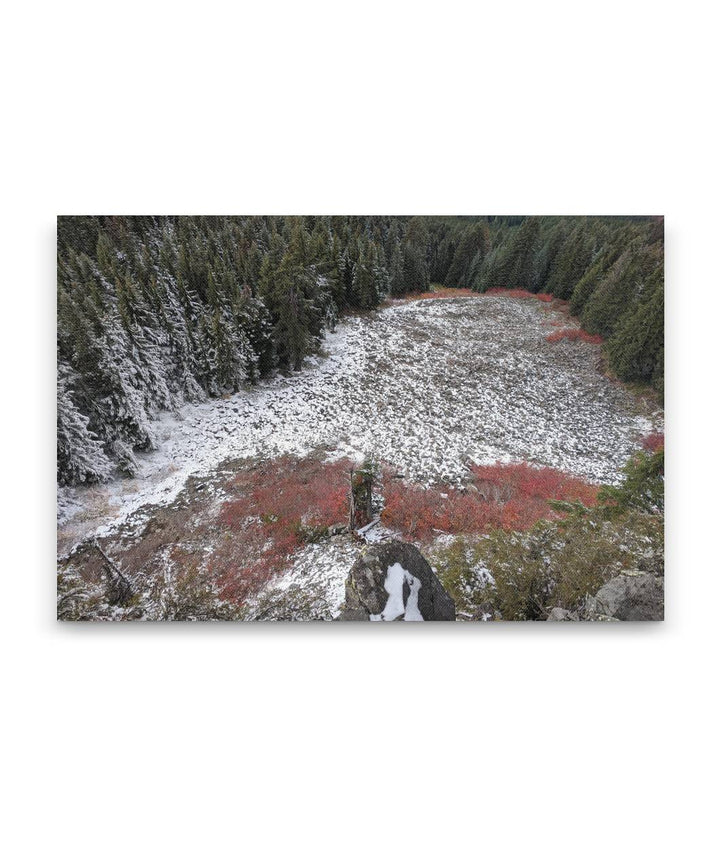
[
  {"left": 242, "top": 536, "right": 362, "bottom": 621},
  {"left": 57, "top": 296, "right": 663, "bottom": 553},
  {"left": 362, "top": 521, "right": 396, "bottom": 544},
  {"left": 355, "top": 517, "right": 397, "bottom": 544},
  {"left": 369, "top": 562, "right": 424, "bottom": 622}
]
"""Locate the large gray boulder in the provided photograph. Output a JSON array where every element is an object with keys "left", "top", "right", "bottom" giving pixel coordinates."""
[
  {"left": 584, "top": 573, "right": 664, "bottom": 621},
  {"left": 338, "top": 540, "right": 456, "bottom": 621}
]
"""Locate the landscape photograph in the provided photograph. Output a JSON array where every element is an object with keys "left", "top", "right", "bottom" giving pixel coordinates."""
[
  {"left": 56, "top": 214, "right": 664, "bottom": 621},
  {"left": 14, "top": 2, "right": 718, "bottom": 853}
]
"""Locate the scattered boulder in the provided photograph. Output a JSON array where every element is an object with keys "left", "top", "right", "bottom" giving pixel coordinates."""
[
  {"left": 471, "top": 601, "right": 502, "bottom": 621},
  {"left": 584, "top": 573, "right": 664, "bottom": 621},
  {"left": 547, "top": 606, "right": 576, "bottom": 621},
  {"left": 338, "top": 540, "right": 456, "bottom": 621}
]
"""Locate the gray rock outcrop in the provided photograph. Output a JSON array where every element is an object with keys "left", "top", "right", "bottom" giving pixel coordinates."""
[
  {"left": 338, "top": 540, "right": 456, "bottom": 621},
  {"left": 584, "top": 573, "right": 664, "bottom": 621}
]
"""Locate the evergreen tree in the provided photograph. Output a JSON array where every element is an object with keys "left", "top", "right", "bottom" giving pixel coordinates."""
[
  {"left": 544, "top": 222, "right": 595, "bottom": 299},
  {"left": 388, "top": 241, "right": 405, "bottom": 295},
  {"left": 264, "top": 227, "right": 324, "bottom": 369},
  {"left": 56, "top": 214, "right": 664, "bottom": 484},
  {"left": 533, "top": 222, "right": 567, "bottom": 292},
  {"left": 57, "top": 362, "right": 113, "bottom": 484},
  {"left": 582, "top": 244, "right": 660, "bottom": 339},
  {"left": 401, "top": 242, "right": 429, "bottom": 293},
  {"left": 498, "top": 217, "right": 540, "bottom": 290},
  {"left": 445, "top": 222, "right": 490, "bottom": 287},
  {"left": 607, "top": 271, "right": 664, "bottom": 388},
  {"left": 352, "top": 246, "right": 381, "bottom": 310}
]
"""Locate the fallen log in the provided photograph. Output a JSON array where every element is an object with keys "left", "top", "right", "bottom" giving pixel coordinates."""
[{"left": 93, "top": 539, "right": 133, "bottom": 606}]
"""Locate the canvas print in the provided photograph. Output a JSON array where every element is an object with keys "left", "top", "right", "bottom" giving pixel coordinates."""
[{"left": 57, "top": 216, "right": 664, "bottom": 621}]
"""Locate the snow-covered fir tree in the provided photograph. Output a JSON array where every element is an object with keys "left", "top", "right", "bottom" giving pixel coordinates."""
[{"left": 57, "top": 215, "right": 664, "bottom": 485}]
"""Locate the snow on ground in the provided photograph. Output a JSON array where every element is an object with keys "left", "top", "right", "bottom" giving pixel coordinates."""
[
  {"left": 242, "top": 535, "right": 362, "bottom": 621},
  {"left": 57, "top": 296, "right": 662, "bottom": 555}
]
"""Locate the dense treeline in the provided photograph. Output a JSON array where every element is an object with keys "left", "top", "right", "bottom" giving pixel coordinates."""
[
  {"left": 473, "top": 216, "right": 664, "bottom": 392},
  {"left": 57, "top": 214, "right": 663, "bottom": 485}
]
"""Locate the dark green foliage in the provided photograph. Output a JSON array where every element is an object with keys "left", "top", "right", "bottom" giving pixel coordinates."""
[
  {"left": 533, "top": 224, "right": 568, "bottom": 292},
  {"left": 261, "top": 226, "right": 329, "bottom": 370},
  {"left": 544, "top": 222, "right": 596, "bottom": 299},
  {"left": 427, "top": 222, "right": 457, "bottom": 284},
  {"left": 493, "top": 216, "right": 540, "bottom": 291},
  {"left": 598, "top": 449, "right": 664, "bottom": 516},
  {"left": 607, "top": 273, "right": 664, "bottom": 389},
  {"left": 388, "top": 241, "right": 406, "bottom": 296},
  {"left": 57, "top": 214, "right": 664, "bottom": 485},
  {"left": 351, "top": 246, "right": 381, "bottom": 311},
  {"left": 569, "top": 257, "right": 607, "bottom": 315},
  {"left": 470, "top": 215, "right": 664, "bottom": 390},
  {"left": 382, "top": 216, "right": 431, "bottom": 296},
  {"left": 401, "top": 243, "right": 428, "bottom": 293},
  {"left": 568, "top": 228, "right": 630, "bottom": 315},
  {"left": 582, "top": 243, "right": 662, "bottom": 338},
  {"left": 444, "top": 221, "right": 490, "bottom": 288},
  {"left": 57, "top": 215, "right": 397, "bottom": 483}
]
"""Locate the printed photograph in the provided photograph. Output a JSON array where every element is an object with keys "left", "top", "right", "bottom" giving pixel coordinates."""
[{"left": 56, "top": 215, "right": 664, "bottom": 621}]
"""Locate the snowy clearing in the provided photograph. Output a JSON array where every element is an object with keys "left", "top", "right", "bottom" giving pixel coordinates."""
[{"left": 57, "top": 295, "right": 662, "bottom": 556}]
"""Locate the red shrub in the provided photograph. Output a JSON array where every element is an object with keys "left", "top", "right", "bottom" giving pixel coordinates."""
[
  {"left": 212, "top": 456, "right": 351, "bottom": 602},
  {"left": 545, "top": 328, "right": 604, "bottom": 345},
  {"left": 641, "top": 433, "right": 665, "bottom": 453},
  {"left": 471, "top": 462, "right": 598, "bottom": 505},
  {"left": 403, "top": 287, "right": 479, "bottom": 300},
  {"left": 486, "top": 288, "right": 554, "bottom": 303},
  {"left": 219, "top": 457, "right": 348, "bottom": 532},
  {"left": 381, "top": 462, "right": 598, "bottom": 542}
]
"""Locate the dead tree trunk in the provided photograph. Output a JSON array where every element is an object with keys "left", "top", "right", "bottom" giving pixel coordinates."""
[
  {"left": 349, "top": 468, "right": 356, "bottom": 532},
  {"left": 93, "top": 539, "right": 133, "bottom": 606},
  {"left": 349, "top": 466, "right": 374, "bottom": 533}
]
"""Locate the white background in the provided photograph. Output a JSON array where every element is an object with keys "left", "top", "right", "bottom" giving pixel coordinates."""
[{"left": 2, "top": 1, "right": 718, "bottom": 853}]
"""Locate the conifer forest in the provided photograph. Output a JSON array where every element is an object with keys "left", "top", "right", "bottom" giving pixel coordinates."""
[{"left": 57, "top": 215, "right": 664, "bottom": 621}]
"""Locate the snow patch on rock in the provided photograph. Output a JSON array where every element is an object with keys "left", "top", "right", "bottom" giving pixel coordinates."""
[{"left": 369, "top": 562, "right": 424, "bottom": 622}]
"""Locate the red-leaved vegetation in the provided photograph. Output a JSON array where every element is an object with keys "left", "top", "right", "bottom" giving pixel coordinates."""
[
  {"left": 641, "top": 432, "right": 665, "bottom": 453},
  {"left": 485, "top": 288, "right": 554, "bottom": 303},
  {"left": 403, "top": 287, "right": 479, "bottom": 300},
  {"left": 212, "top": 456, "right": 351, "bottom": 602},
  {"left": 545, "top": 328, "right": 604, "bottom": 345},
  {"left": 382, "top": 462, "right": 598, "bottom": 542}
]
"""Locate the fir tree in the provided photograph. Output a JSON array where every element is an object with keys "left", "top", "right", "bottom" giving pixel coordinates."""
[
  {"left": 445, "top": 222, "right": 490, "bottom": 287},
  {"left": 607, "top": 272, "right": 664, "bottom": 388},
  {"left": 388, "top": 241, "right": 405, "bottom": 295},
  {"left": 582, "top": 244, "right": 660, "bottom": 339},
  {"left": 402, "top": 243, "right": 429, "bottom": 293},
  {"left": 56, "top": 214, "right": 664, "bottom": 484},
  {"left": 544, "top": 222, "right": 595, "bottom": 299},
  {"left": 57, "top": 362, "right": 113, "bottom": 484},
  {"left": 352, "top": 246, "right": 381, "bottom": 310}
]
